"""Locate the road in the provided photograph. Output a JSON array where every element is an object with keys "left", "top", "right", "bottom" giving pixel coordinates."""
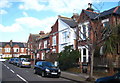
[{"left": 1, "top": 61, "right": 77, "bottom": 83}]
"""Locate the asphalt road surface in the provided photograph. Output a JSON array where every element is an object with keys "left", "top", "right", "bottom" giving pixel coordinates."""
[{"left": 1, "top": 61, "right": 77, "bottom": 83}]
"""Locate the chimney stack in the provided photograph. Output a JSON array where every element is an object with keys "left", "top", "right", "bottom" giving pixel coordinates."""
[
  {"left": 10, "top": 40, "right": 13, "bottom": 47},
  {"left": 39, "top": 31, "right": 45, "bottom": 35},
  {"left": 86, "top": 3, "right": 94, "bottom": 11},
  {"left": 88, "top": 3, "right": 92, "bottom": 8}
]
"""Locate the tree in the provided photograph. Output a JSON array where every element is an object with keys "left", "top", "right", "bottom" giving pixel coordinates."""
[
  {"left": 103, "top": 24, "right": 120, "bottom": 74},
  {"left": 58, "top": 45, "right": 80, "bottom": 70}
]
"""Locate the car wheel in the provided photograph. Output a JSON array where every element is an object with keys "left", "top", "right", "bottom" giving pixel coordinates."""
[
  {"left": 41, "top": 71, "right": 45, "bottom": 77},
  {"left": 17, "top": 64, "right": 19, "bottom": 67},
  {"left": 56, "top": 75, "right": 60, "bottom": 78},
  {"left": 34, "top": 69, "right": 37, "bottom": 74},
  {"left": 19, "top": 65, "right": 22, "bottom": 68}
]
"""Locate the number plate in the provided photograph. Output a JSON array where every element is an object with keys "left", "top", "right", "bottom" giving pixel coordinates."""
[
  {"left": 51, "top": 72, "right": 57, "bottom": 75},
  {"left": 24, "top": 64, "right": 29, "bottom": 65}
]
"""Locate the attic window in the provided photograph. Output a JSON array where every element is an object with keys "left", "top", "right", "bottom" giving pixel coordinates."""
[{"left": 102, "top": 18, "right": 109, "bottom": 28}]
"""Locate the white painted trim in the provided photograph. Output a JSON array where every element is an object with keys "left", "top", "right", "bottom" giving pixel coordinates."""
[
  {"left": 78, "top": 45, "right": 89, "bottom": 62},
  {"left": 102, "top": 18, "right": 109, "bottom": 23}
]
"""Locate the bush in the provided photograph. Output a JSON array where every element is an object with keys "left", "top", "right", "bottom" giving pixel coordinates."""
[
  {"left": 58, "top": 45, "right": 80, "bottom": 70},
  {"left": 3, "top": 57, "right": 12, "bottom": 60}
]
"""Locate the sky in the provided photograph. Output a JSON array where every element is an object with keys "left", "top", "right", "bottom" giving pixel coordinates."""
[{"left": 0, "top": 0, "right": 120, "bottom": 42}]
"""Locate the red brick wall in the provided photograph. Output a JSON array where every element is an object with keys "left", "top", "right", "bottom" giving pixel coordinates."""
[{"left": 50, "top": 19, "right": 59, "bottom": 53}]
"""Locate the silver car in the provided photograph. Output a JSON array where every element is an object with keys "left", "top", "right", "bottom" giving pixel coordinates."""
[{"left": 17, "top": 58, "right": 31, "bottom": 68}]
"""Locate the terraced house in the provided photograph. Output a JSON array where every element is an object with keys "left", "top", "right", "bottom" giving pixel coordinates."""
[
  {"left": 0, "top": 40, "right": 27, "bottom": 58},
  {"left": 75, "top": 4, "right": 120, "bottom": 71},
  {"left": 27, "top": 5, "right": 120, "bottom": 71},
  {"left": 36, "top": 32, "right": 50, "bottom": 60}
]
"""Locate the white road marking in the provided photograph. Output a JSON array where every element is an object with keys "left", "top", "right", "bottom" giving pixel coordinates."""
[
  {"left": 16, "top": 74, "right": 28, "bottom": 83},
  {"left": 10, "top": 69, "right": 15, "bottom": 73},
  {"left": 3, "top": 64, "right": 6, "bottom": 67},
  {"left": 6, "top": 66, "right": 10, "bottom": 69}
]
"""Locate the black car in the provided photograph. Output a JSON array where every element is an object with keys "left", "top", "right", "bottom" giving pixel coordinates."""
[
  {"left": 8, "top": 58, "right": 15, "bottom": 64},
  {"left": 34, "top": 61, "right": 61, "bottom": 77},
  {"left": 95, "top": 72, "right": 120, "bottom": 83}
]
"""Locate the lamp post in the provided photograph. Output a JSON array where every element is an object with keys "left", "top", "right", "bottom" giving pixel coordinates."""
[{"left": 34, "top": 49, "right": 37, "bottom": 65}]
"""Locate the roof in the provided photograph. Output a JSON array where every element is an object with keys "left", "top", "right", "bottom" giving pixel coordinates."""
[
  {"left": 37, "top": 33, "right": 50, "bottom": 40},
  {"left": 29, "top": 34, "right": 40, "bottom": 41},
  {"left": 82, "top": 6, "right": 120, "bottom": 20},
  {"left": 98, "top": 6, "right": 120, "bottom": 18},
  {"left": 60, "top": 18, "right": 77, "bottom": 28},
  {"left": 0, "top": 42, "right": 27, "bottom": 48},
  {"left": 83, "top": 9, "right": 99, "bottom": 19}
]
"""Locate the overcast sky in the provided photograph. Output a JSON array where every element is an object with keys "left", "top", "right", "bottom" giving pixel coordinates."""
[{"left": 0, "top": 0, "right": 119, "bottom": 42}]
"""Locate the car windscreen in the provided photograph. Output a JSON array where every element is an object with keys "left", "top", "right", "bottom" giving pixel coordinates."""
[
  {"left": 42, "top": 62, "right": 55, "bottom": 67},
  {"left": 20, "top": 58, "right": 27, "bottom": 62}
]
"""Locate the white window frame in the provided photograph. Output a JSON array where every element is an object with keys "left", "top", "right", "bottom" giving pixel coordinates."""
[
  {"left": 39, "top": 42, "right": 42, "bottom": 49},
  {"left": 44, "top": 40, "right": 47, "bottom": 48},
  {"left": 62, "top": 31, "right": 68, "bottom": 43},
  {"left": 102, "top": 18, "right": 109, "bottom": 27},
  {"left": 5, "top": 48, "right": 11, "bottom": 53},
  {"left": 78, "top": 45, "right": 89, "bottom": 62},
  {"left": 78, "top": 22, "right": 89, "bottom": 40},
  {"left": 21, "top": 48, "right": 24, "bottom": 52},
  {"left": 52, "top": 36, "right": 56, "bottom": 46},
  {"left": 14, "top": 48, "right": 19, "bottom": 52},
  {"left": 41, "top": 53, "right": 45, "bottom": 60}
]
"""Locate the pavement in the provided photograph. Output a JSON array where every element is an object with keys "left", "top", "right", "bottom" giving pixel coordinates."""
[{"left": 60, "top": 71, "right": 93, "bottom": 83}]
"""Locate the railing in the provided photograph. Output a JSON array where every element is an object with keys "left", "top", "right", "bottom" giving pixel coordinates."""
[{"left": 94, "top": 57, "right": 120, "bottom": 70}]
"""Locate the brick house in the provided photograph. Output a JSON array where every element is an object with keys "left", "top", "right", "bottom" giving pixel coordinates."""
[
  {"left": 27, "top": 33, "right": 40, "bottom": 59},
  {"left": 49, "top": 19, "right": 59, "bottom": 54},
  {"left": 36, "top": 32, "right": 50, "bottom": 60},
  {"left": 0, "top": 40, "right": 27, "bottom": 58},
  {"left": 77, "top": 5, "right": 99, "bottom": 64},
  {"left": 75, "top": 4, "right": 120, "bottom": 71}
]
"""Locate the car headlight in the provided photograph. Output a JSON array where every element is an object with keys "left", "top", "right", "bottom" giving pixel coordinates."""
[
  {"left": 58, "top": 69, "right": 61, "bottom": 72},
  {"left": 45, "top": 69, "right": 50, "bottom": 72}
]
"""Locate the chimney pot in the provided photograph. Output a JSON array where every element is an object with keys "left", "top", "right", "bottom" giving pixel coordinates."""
[{"left": 39, "top": 31, "right": 45, "bottom": 35}]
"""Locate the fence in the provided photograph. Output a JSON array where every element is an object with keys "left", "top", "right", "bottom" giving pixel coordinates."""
[{"left": 94, "top": 56, "right": 120, "bottom": 72}]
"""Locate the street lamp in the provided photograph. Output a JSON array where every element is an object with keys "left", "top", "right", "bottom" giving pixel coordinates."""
[{"left": 34, "top": 49, "right": 37, "bottom": 65}]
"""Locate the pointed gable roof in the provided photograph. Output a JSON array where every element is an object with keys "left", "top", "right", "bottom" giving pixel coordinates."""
[
  {"left": 99, "top": 6, "right": 120, "bottom": 18},
  {"left": 28, "top": 33, "right": 40, "bottom": 42},
  {"left": 60, "top": 17, "right": 77, "bottom": 28},
  {"left": 83, "top": 9, "right": 99, "bottom": 19}
]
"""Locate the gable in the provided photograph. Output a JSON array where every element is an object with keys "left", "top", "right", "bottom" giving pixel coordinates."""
[
  {"left": 4, "top": 44, "right": 11, "bottom": 48},
  {"left": 78, "top": 10, "right": 91, "bottom": 23},
  {"left": 13, "top": 44, "right": 19, "bottom": 48},
  {"left": 50, "top": 19, "right": 58, "bottom": 34},
  {"left": 60, "top": 18, "right": 77, "bottom": 28}
]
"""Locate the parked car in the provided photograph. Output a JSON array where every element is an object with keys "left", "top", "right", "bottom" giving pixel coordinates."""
[
  {"left": 0, "top": 58, "right": 7, "bottom": 62},
  {"left": 17, "top": 58, "right": 31, "bottom": 68},
  {"left": 34, "top": 61, "right": 61, "bottom": 77},
  {"left": 13, "top": 58, "right": 20, "bottom": 66},
  {"left": 8, "top": 58, "right": 15, "bottom": 64},
  {"left": 95, "top": 72, "right": 120, "bottom": 83}
]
